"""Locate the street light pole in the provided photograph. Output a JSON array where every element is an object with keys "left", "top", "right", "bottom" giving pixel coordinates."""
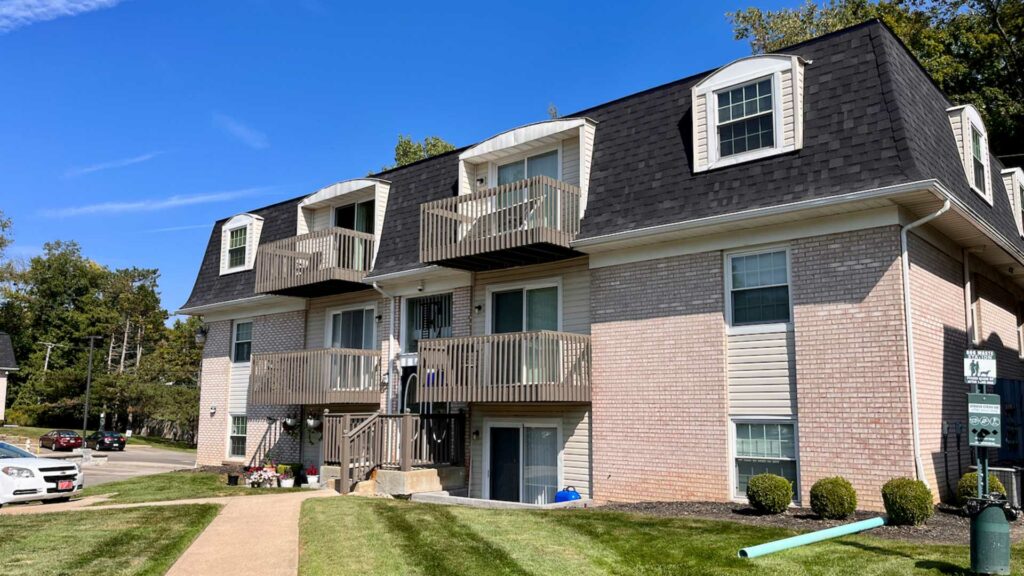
[{"left": 81, "top": 336, "right": 101, "bottom": 441}]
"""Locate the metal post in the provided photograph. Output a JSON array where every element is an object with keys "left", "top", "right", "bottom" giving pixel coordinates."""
[
  {"left": 400, "top": 412, "right": 413, "bottom": 471},
  {"left": 81, "top": 336, "right": 101, "bottom": 440},
  {"left": 339, "top": 413, "right": 351, "bottom": 494}
]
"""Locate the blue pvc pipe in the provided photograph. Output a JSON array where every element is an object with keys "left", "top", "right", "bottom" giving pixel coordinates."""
[{"left": 738, "top": 516, "right": 886, "bottom": 558}]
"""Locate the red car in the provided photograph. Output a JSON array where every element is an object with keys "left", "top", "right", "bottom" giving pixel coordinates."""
[
  {"left": 85, "top": 431, "right": 126, "bottom": 451},
  {"left": 39, "top": 430, "right": 83, "bottom": 451}
]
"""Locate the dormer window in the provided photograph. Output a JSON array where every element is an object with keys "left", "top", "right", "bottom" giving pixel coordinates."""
[
  {"left": 219, "top": 213, "right": 263, "bottom": 275},
  {"left": 692, "top": 55, "right": 805, "bottom": 172},
  {"left": 717, "top": 78, "right": 774, "bottom": 158},
  {"left": 947, "top": 105, "right": 991, "bottom": 203},
  {"left": 1003, "top": 168, "right": 1024, "bottom": 237},
  {"left": 335, "top": 199, "right": 375, "bottom": 234}
]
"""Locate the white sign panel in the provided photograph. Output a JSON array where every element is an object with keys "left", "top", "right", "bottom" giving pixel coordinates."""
[{"left": 964, "top": 349, "right": 997, "bottom": 387}]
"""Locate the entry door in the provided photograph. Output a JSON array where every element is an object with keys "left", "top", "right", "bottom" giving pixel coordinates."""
[
  {"left": 489, "top": 427, "right": 520, "bottom": 502},
  {"left": 328, "top": 308, "right": 375, "bottom": 391}
]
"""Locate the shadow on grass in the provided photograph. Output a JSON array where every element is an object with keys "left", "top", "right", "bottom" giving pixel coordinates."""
[
  {"left": 833, "top": 539, "right": 915, "bottom": 559},
  {"left": 371, "top": 501, "right": 535, "bottom": 576},
  {"left": 914, "top": 559, "right": 972, "bottom": 575}
]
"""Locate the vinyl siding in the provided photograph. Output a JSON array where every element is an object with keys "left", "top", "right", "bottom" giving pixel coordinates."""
[
  {"left": 472, "top": 257, "right": 591, "bottom": 336},
  {"left": 579, "top": 123, "right": 596, "bottom": 214},
  {"left": 781, "top": 68, "right": 796, "bottom": 149},
  {"left": 468, "top": 403, "right": 591, "bottom": 499},
  {"left": 228, "top": 361, "right": 250, "bottom": 414},
  {"left": 312, "top": 206, "right": 332, "bottom": 232},
  {"left": 727, "top": 329, "right": 796, "bottom": 416},
  {"left": 561, "top": 136, "right": 580, "bottom": 186},
  {"left": 694, "top": 93, "right": 709, "bottom": 170}
]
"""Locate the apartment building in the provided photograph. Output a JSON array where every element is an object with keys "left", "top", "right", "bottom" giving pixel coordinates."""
[
  {"left": 0, "top": 331, "right": 16, "bottom": 422},
  {"left": 179, "top": 21, "right": 1024, "bottom": 510}
]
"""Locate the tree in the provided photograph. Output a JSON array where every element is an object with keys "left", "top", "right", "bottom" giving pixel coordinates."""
[
  {"left": 728, "top": 0, "right": 1024, "bottom": 166},
  {"left": 381, "top": 134, "right": 456, "bottom": 171}
]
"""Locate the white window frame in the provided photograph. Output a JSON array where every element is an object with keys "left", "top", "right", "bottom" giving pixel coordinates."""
[
  {"left": 481, "top": 417, "right": 564, "bottom": 503},
  {"left": 484, "top": 277, "right": 563, "bottom": 335},
  {"left": 231, "top": 319, "right": 253, "bottom": 364},
  {"left": 324, "top": 302, "right": 377, "bottom": 350},
  {"left": 713, "top": 76, "right": 778, "bottom": 163},
  {"left": 724, "top": 247, "right": 793, "bottom": 336},
  {"left": 220, "top": 213, "right": 262, "bottom": 275},
  {"left": 969, "top": 121, "right": 991, "bottom": 202},
  {"left": 401, "top": 290, "right": 455, "bottom": 355},
  {"left": 227, "top": 414, "right": 247, "bottom": 460},
  {"left": 729, "top": 418, "right": 800, "bottom": 503},
  {"left": 487, "top": 144, "right": 562, "bottom": 187},
  {"left": 331, "top": 197, "right": 377, "bottom": 234}
]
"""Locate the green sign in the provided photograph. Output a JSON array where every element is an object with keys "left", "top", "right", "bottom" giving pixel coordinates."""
[{"left": 968, "top": 393, "right": 1002, "bottom": 448}]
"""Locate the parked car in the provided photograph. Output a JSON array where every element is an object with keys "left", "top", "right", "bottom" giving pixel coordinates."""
[
  {"left": 85, "top": 431, "right": 126, "bottom": 451},
  {"left": 39, "top": 430, "right": 83, "bottom": 452},
  {"left": 0, "top": 441, "right": 82, "bottom": 507}
]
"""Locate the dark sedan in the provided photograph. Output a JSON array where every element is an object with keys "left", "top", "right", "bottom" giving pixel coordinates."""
[
  {"left": 84, "top": 431, "right": 126, "bottom": 451},
  {"left": 39, "top": 430, "right": 83, "bottom": 451}
]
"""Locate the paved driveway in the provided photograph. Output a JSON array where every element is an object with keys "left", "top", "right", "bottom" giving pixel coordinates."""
[{"left": 74, "top": 446, "right": 196, "bottom": 486}]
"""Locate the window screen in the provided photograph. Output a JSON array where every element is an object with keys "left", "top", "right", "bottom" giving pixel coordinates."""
[
  {"left": 717, "top": 78, "right": 774, "bottom": 158},
  {"left": 228, "top": 227, "right": 247, "bottom": 268},
  {"left": 735, "top": 422, "right": 797, "bottom": 497},
  {"left": 730, "top": 251, "right": 790, "bottom": 325}
]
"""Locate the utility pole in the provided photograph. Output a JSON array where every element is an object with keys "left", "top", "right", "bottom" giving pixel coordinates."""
[{"left": 81, "top": 336, "right": 102, "bottom": 442}]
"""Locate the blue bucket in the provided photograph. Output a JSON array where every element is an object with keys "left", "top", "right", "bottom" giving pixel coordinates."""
[{"left": 554, "top": 486, "right": 581, "bottom": 503}]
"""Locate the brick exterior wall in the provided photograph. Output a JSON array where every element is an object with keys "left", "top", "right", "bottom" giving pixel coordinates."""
[
  {"left": 246, "top": 310, "right": 306, "bottom": 465},
  {"left": 590, "top": 251, "right": 731, "bottom": 503},
  {"left": 792, "top": 226, "right": 914, "bottom": 509},
  {"left": 196, "top": 320, "right": 231, "bottom": 466}
]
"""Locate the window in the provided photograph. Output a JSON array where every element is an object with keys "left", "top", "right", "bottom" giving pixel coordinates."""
[
  {"left": 735, "top": 422, "right": 798, "bottom": 499},
  {"left": 491, "top": 286, "right": 559, "bottom": 334},
  {"left": 971, "top": 125, "right": 987, "bottom": 192},
  {"left": 229, "top": 416, "right": 247, "bottom": 459},
  {"left": 496, "top": 149, "right": 559, "bottom": 186},
  {"left": 717, "top": 78, "right": 774, "bottom": 158},
  {"left": 405, "top": 294, "right": 453, "bottom": 353},
  {"left": 330, "top": 308, "right": 375, "bottom": 349},
  {"left": 728, "top": 250, "right": 790, "bottom": 326},
  {"left": 227, "top": 227, "right": 247, "bottom": 269},
  {"left": 335, "top": 200, "right": 375, "bottom": 234},
  {"left": 1019, "top": 183, "right": 1024, "bottom": 230},
  {"left": 233, "top": 321, "right": 252, "bottom": 363}
]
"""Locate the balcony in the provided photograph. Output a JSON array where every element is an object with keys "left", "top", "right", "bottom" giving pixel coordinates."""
[
  {"left": 248, "top": 348, "right": 381, "bottom": 405},
  {"left": 415, "top": 331, "right": 591, "bottom": 403},
  {"left": 254, "top": 227, "right": 374, "bottom": 297},
  {"left": 419, "top": 175, "right": 583, "bottom": 271}
]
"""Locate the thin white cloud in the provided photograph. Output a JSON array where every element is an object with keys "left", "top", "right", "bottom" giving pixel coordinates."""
[
  {"left": 148, "top": 223, "right": 211, "bottom": 233},
  {"left": 7, "top": 244, "right": 44, "bottom": 257},
  {"left": 0, "top": 0, "right": 125, "bottom": 34},
  {"left": 212, "top": 112, "right": 270, "bottom": 150},
  {"left": 65, "top": 150, "right": 163, "bottom": 177},
  {"left": 43, "top": 187, "right": 268, "bottom": 218}
]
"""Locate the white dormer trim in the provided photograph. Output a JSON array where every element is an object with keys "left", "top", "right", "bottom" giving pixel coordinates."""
[
  {"left": 947, "top": 104, "right": 992, "bottom": 205},
  {"left": 295, "top": 178, "right": 391, "bottom": 265},
  {"left": 692, "top": 54, "right": 806, "bottom": 172},
  {"left": 1003, "top": 167, "right": 1024, "bottom": 237},
  {"left": 460, "top": 118, "right": 593, "bottom": 162},
  {"left": 219, "top": 213, "right": 263, "bottom": 276}
]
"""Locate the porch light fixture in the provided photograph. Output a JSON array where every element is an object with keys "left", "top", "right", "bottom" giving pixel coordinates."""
[
  {"left": 474, "top": 304, "right": 482, "bottom": 314},
  {"left": 194, "top": 325, "right": 209, "bottom": 345},
  {"left": 472, "top": 429, "right": 480, "bottom": 440},
  {"left": 209, "top": 404, "right": 217, "bottom": 416},
  {"left": 375, "top": 314, "right": 383, "bottom": 322}
]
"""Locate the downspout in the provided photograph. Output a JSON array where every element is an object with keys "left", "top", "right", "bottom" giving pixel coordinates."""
[
  {"left": 900, "top": 199, "right": 950, "bottom": 487},
  {"left": 372, "top": 282, "right": 396, "bottom": 415}
]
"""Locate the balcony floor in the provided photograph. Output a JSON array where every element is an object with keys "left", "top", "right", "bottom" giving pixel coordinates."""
[
  {"left": 429, "top": 243, "right": 583, "bottom": 272},
  {"left": 260, "top": 278, "right": 370, "bottom": 298}
]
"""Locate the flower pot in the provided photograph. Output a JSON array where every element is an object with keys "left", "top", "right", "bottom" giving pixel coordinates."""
[
  {"left": 282, "top": 418, "right": 299, "bottom": 433},
  {"left": 306, "top": 475, "right": 319, "bottom": 488},
  {"left": 306, "top": 417, "right": 322, "bottom": 431},
  {"left": 280, "top": 478, "right": 295, "bottom": 488}
]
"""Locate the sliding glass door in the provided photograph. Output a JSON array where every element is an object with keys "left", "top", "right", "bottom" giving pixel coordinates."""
[
  {"left": 328, "top": 307, "right": 375, "bottom": 391},
  {"left": 490, "top": 286, "right": 558, "bottom": 385},
  {"left": 487, "top": 422, "right": 560, "bottom": 504},
  {"left": 335, "top": 200, "right": 374, "bottom": 270}
]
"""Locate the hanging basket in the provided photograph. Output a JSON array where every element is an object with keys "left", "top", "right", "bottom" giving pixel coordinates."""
[
  {"left": 306, "top": 417, "right": 322, "bottom": 431},
  {"left": 282, "top": 418, "right": 299, "bottom": 433}
]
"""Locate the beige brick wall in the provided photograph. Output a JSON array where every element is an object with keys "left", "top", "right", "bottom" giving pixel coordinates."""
[
  {"left": 196, "top": 320, "right": 231, "bottom": 466},
  {"left": 792, "top": 226, "right": 914, "bottom": 509},
  {"left": 591, "top": 251, "right": 731, "bottom": 503}
]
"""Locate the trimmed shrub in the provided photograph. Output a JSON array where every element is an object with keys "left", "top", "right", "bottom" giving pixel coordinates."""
[
  {"left": 746, "top": 473, "right": 792, "bottom": 515},
  {"left": 956, "top": 472, "right": 1006, "bottom": 506},
  {"left": 809, "top": 476, "right": 858, "bottom": 520},
  {"left": 881, "top": 478, "right": 933, "bottom": 526}
]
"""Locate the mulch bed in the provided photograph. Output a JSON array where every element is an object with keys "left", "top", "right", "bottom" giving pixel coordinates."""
[
  {"left": 183, "top": 464, "right": 247, "bottom": 475},
  {"left": 599, "top": 501, "right": 1024, "bottom": 545}
]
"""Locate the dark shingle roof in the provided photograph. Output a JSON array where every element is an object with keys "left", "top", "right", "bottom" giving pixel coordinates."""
[
  {"left": 0, "top": 331, "right": 16, "bottom": 370},
  {"left": 181, "top": 20, "right": 1024, "bottom": 309}
]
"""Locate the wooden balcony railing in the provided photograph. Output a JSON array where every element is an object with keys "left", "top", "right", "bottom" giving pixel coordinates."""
[
  {"left": 419, "top": 175, "right": 582, "bottom": 264},
  {"left": 416, "top": 331, "right": 591, "bottom": 403},
  {"left": 248, "top": 348, "right": 381, "bottom": 405},
  {"left": 254, "top": 227, "right": 375, "bottom": 294}
]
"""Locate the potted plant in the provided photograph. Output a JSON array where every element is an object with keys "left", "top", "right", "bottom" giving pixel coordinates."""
[
  {"left": 282, "top": 417, "right": 299, "bottom": 434},
  {"left": 306, "top": 416, "right": 322, "bottom": 431},
  {"left": 262, "top": 458, "right": 276, "bottom": 472},
  {"left": 305, "top": 465, "right": 319, "bottom": 488},
  {"left": 245, "top": 467, "right": 277, "bottom": 488},
  {"left": 279, "top": 469, "right": 295, "bottom": 488}
]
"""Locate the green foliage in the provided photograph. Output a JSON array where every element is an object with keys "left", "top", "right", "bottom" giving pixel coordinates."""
[
  {"left": 746, "top": 473, "right": 793, "bottom": 514},
  {"left": 809, "top": 476, "right": 858, "bottom": 519},
  {"left": 380, "top": 134, "right": 456, "bottom": 171},
  {"left": 728, "top": 0, "right": 1024, "bottom": 167},
  {"left": 881, "top": 477, "right": 934, "bottom": 525},
  {"left": 956, "top": 472, "right": 1006, "bottom": 506}
]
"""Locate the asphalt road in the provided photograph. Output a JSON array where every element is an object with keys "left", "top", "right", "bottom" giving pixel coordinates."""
[{"left": 39, "top": 445, "right": 197, "bottom": 487}]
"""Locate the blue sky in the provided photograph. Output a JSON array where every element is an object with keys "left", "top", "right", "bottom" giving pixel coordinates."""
[{"left": 0, "top": 0, "right": 791, "bottom": 320}]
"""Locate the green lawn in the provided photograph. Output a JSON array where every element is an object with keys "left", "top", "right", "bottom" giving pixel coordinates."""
[
  {"left": 0, "top": 504, "right": 218, "bottom": 576},
  {"left": 0, "top": 425, "right": 196, "bottom": 452},
  {"left": 300, "top": 497, "right": 1022, "bottom": 576},
  {"left": 80, "top": 471, "right": 306, "bottom": 505}
]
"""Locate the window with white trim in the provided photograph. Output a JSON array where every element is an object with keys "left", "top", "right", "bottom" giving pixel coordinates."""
[
  {"left": 228, "top": 227, "right": 247, "bottom": 268},
  {"left": 405, "top": 293, "right": 453, "bottom": 353},
  {"left": 229, "top": 416, "right": 247, "bottom": 459},
  {"left": 734, "top": 421, "right": 798, "bottom": 498},
  {"left": 717, "top": 78, "right": 774, "bottom": 158},
  {"left": 233, "top": 321, "right": 252, "bottom": 363},
  {"left": 971, "top": 125, "right": 987, "bottom": 194},
  {"left": 728, "top": 250, "right": 790, "bottom": 326}
]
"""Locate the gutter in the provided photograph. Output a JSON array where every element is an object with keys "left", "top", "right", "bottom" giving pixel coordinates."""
[
  {"left": 900, "top": 198, "right": 951, "bottom": 487},
  {"left": 372, "top": 282, "right": 397, "bottom": 415},
  {"left": 174, "top": 294, "right": 298, "bottom": 316},
  {"left": 364, "top": 265, "right": 444, "bottom": 283}
]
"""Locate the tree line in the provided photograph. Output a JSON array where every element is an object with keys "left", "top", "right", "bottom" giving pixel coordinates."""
[{"left": 0, "top": 212, "right": 202, "bottom": 444}]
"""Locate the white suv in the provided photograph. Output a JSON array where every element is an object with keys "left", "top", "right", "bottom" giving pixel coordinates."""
[{"left": 0, "top": 441, "right": 83, "bottom": 507}]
